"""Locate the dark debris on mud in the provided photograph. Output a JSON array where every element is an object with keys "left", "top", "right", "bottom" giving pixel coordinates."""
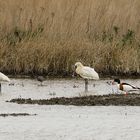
[
  {"left": 7, "top": 93, "right": 140, "bottom": 106},
  {"left": 0, "top": 113, "right": 37, "bottom": 117}
]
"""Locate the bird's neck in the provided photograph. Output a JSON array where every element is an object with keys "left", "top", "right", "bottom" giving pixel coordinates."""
[{"left": 76, "top": 66, "right": 83, "bottom": 74}]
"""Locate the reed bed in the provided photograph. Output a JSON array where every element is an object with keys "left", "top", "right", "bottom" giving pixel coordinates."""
[{"left": 0, "top": 0, "right": 140, "bottom": 76}]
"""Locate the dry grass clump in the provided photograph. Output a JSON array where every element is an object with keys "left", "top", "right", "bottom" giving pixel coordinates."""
[{"left": 0, "top": 0, "right": 140, "bottom": 76}]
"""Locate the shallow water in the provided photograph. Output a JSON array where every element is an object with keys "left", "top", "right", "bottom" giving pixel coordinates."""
[
  {"left": 1, "top": 78, "right": 140, "bottom": 99},
  {"left": 0, "top": 78, "right": 140, "bottom": 140}
]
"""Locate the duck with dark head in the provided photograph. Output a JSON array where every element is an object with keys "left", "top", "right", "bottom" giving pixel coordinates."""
[{"left": 112, "top": 78, "right": 140, "bottom": 94}]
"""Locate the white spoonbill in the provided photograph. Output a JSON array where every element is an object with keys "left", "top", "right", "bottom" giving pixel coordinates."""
[
  {"left": 74, "top": 62, "right": 99, "bottom": 92},
  {"left": 112, "top": 79, "right": 140, "bottom": 94},
  {"left": 0, "top": 72, "right": 10, "bottom": 93}
]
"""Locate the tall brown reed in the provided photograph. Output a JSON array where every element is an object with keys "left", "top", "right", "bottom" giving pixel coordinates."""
[{"left": 0, "top": 0, "right": 140, "bottom": 76}]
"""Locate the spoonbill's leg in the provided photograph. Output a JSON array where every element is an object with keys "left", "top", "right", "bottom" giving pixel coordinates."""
[
  {"left": 85, "top": 79, "right": 88, "bottom": 92},
  {"left": 41, "top": 82, "right": 43, "bottom": 86},
  {"left": 0, "top": 83, "right": 1, "bottom": 94}
]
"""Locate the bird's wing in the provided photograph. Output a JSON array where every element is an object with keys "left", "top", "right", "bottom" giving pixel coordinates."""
[
  {"left": 0, "top": 72, "right": 10, "bottom": 82},
  {"left": 80, "top": 66, "right": 99, "bottom": 79},
  {"left": 122, "top": 83, "right": 140, "bottom": 90}
]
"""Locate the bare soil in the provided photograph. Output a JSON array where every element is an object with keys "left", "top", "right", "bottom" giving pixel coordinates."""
[{"left": 7, "top": 93, "right": 140, "bottom": 106}]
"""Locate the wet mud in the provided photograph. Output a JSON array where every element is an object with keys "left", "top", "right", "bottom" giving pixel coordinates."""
[
  {"left": 0, "top": 113, "right": 37, "bottom": 117},
  {"left": 7, "top": 93, "right": 140, "bottom": 106}
]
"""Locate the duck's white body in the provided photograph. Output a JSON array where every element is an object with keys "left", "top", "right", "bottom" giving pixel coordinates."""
[
  {"left": 117, "top": 83, "right": 140, "bottom": 92},
  {"left": 113, "top": 79, "right": 140, "bottom": 93},
  {"left": 75, "top": 62, "right": 99, "bottom": 80},
  {"left": 0, "top": 72, "right": 10, "bottom": 82}
]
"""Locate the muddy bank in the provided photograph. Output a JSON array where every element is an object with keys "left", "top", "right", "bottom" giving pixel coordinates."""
[
  {"left": 7, "top": 93, "right": 140, "bottom": 106},
  {"left": 0, "top": 113, "right": 37, "bottom": 117}
]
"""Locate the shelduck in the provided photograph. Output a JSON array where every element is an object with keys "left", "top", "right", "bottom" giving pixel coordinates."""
[{"left": 113, "top": 79, "right": 140, "bottom": 93}]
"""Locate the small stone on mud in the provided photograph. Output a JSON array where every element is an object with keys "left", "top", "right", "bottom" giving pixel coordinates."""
[{"left": 0, "top": 113, "right": 37, "bottom": 117}]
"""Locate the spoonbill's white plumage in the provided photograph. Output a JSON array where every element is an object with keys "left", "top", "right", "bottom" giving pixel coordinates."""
[
  {"left": 0, "top": 72, "right": 10, "bottom": 93},
  {"left": 75, "top": 62, "right": 99, "bottom": 92}
]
